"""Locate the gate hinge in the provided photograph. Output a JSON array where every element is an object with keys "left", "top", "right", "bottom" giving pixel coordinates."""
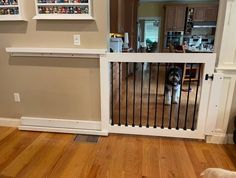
[{"left": 205, "top": 74, "right": 214, "bottom": 81}]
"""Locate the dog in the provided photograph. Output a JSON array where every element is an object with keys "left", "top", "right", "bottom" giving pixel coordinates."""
[
  {"left": 165, "top": 66, "right": 182, "bottom": 105},
  {"left": 201, "top": 168, "right": 236, "bottom": 178}
]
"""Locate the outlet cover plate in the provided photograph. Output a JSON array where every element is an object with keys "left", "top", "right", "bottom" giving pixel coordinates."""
[{"left": 14, "top": 93, "right": 20, "bottom": 103}]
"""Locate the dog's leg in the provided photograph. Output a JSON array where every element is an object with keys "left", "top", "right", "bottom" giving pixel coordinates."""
[
  {"left": 165, "top": 85, "right": 171, "bottom": 105},
  {"left": 173, "top": 85, "right": 180, "bottom": 104}
]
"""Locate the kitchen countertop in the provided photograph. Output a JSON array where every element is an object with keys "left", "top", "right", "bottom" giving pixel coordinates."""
[{"left": 185, "top": 48, "right": 213, "bottom": 53}]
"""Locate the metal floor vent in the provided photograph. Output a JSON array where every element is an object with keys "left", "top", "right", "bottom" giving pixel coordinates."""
[{"left": 74, "top": 135, "right": 99, "bottom": 143}]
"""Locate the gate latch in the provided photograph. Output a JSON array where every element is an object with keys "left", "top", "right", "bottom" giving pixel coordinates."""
[{"left": 205, "top": 74, "right": 214, "bottom": 81}]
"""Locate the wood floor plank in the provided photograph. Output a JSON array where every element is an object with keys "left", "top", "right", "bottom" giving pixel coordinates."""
[
  {"left": 0, "top": 127, "right": 235, "bottom": 178},
  {"left": 0, "top": 127, "right": 16, "bottom": 142},
  {"left": 1, "top": 133, "right": 51, "bottom": 177},
  {"left": 15, "top": 133, "right": 74, "bottom": 178},
  {"left": 48, "top": 143, "right": 97, "bottom": 178},
  {"left": 0, "top": 130, "right": 40, "bottom": 172}
]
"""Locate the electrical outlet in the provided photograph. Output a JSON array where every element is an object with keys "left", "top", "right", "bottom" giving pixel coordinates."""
[
  {"left": 14, "top": 93, "right": 21, "bottom": 103},
  {"left": 74, "top": 35, "right": 80, "bottom": 46}
]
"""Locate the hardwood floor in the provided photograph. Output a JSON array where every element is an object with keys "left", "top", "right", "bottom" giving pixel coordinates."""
[{"left": 0, "top": 127, "right": 235, "bottom": 178}]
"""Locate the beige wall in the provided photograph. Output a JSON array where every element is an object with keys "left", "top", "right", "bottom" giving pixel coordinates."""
[{"left": 0, "top": 0, "right": 109, "bottom": 121}]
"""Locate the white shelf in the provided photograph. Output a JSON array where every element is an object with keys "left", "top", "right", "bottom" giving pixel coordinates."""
[
  {"left": 33, "top": 14, "right": 93, "bottom": 20},
  {"left": 34, "top": 0, "right": 93, "bottom": 20},
  {"left": 37, "top": 3, "right": 89, "bottom": 6},
  {"left": 6, "top": 47, "right": 107, "bottom": 58},
  {"left": 0, "top": 15, "right": 26, "bottom": 21},
  {"left": 0, "top": 0, "right": 26, "bottom": 21},
  {"left": 0, "top": 5, "right": 19, "bottom": 8}
]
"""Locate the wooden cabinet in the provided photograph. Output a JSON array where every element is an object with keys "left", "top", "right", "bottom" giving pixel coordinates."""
[
  {"left": 164, "top": 5, "right": 186, "bottom": 32},
  {"left": 193, "top": 5, "right": 218, "bottom": 22},
  {"left": 193, "top": 7, "right": 205, "bottom": 21},
  {"left": 205, "top": 6, "right": 218, "bottom": 21}
]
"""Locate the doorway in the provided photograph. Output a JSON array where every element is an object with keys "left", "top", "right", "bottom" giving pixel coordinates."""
[{"left": 138, "top": 17, "right": 161, "bottom": 52}]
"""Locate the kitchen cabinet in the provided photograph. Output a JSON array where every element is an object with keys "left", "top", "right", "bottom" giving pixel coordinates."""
[
  {"left": 193, "top": 5, "right": 218, "bottom": 22},
  {"left": 164, "top": 5, "right": 186, "bottom": 33},
  {"left": 205, "top": 6, "right": 218, "bottom": 21}
]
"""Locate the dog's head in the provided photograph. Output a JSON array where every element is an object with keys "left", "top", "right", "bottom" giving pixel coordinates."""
[{"left": 166, "top": 66, "right": 182, "bottom": 86}]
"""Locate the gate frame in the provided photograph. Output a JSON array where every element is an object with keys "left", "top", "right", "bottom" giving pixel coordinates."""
[{"left": 100, "top": 53, "right": 216, "bottom": 139}]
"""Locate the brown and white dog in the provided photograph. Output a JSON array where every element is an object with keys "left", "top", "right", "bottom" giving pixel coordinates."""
[{"left": 201, "top": 168, "right": 236, "bottom": 178}]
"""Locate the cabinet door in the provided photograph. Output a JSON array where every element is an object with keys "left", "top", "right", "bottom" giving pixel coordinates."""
[
  {"left": 205, "top": 6, "right": 218, "bottom": 21},
  {"left": 165, "top": 6, "right": 176, "bottom": 32},
  {"left": 193, "top": 7, "right": 205, "bottom": 21},
  {"left": 175, "top": 6, "right": 186, "bottom": 31}
]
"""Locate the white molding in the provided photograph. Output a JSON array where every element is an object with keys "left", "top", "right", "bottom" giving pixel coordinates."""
[
  {"left": 19, "top": 126, "right": 108, "bottom": 136},
  {"left": 206, "top": 133, "right": 235, "bottom": 144},
  {"left": 206, "top": 133, "right": 227, "bottom": 144},
  {"left": 0, "top": 118, "right": 20, "bottom": 127},
  {"left": 33, "top": 14, "right": 94, "bottom": 20},
  {"left": 5, "top": 48, "right": 107, "bottom": 59},
  {"left": 109, "top": 125, "right": 205, "bottom": 139},
  {"left": 216, "top": 66, "right": 236, "bottom": 72},
  {"left": 20, "top": 117, "right": 108, "bottom": 136},
  {"left": 21, "top": 117, "right": 101, "bottom": 130},
  {"left": 106, "top": 53, "right": 216, "bottom": 63}
]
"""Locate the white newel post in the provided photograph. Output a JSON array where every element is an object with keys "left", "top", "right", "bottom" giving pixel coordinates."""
[{"left": 100, "top": 54, "right": 110, "bottom": 134}]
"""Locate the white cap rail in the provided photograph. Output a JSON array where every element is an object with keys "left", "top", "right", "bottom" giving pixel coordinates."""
[{"left": 6, "top": 47, "right": 107, "bottom": 58}]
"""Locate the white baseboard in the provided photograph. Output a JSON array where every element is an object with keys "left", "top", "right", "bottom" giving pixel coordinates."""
[
  {"left": 206, "top": 133, "right": 235, "bottom": 144},
  {"left": 19, "top": 117, "right": 108, "bottom": 136},
  {"left": 18, "top": 126, "right": 108, "bottom": 136},
  {"left": 0, "top": 118, "right": 20, "bottom": 127}
]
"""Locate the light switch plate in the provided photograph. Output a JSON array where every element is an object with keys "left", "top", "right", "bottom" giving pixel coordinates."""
[{"left": 74, "top": 35, "right": 80, "bottom": 46}]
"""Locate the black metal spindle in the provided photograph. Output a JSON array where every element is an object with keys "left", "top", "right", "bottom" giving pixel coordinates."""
[
  {"left": 125, "top": 62, "right": 128, "bottom": 126},
  {"left": 168, "top": 65, "right": 175, "bottom": 129},
  {"left": 147, "top": 63, "right": 152, "bottom": 128},
  {"left": 118, "top": 62, "right": 121, "bottom": 126},
  {"left": 154, "top": 63, "right": 160, "bottom": 128},
  {"left": 132, "top": 63, "right": 136, "bottom": 127},
  {"left": 191, "top": 64, "right": 201, "bottom": 131},
  {"left": 111, "top": 62, "right": 114, "bottom": 126},
  {"left": 176, "top": 64, "right": 185, "bottom": 130},
  {"left": 161, "top": 64, "right": 168, "bottom": 129},
  {"left": 184, "top": 63, "right": 193, "bottom": 130},
  {"left": 139, "top": 63, "right": 144, "bottom": 127}
]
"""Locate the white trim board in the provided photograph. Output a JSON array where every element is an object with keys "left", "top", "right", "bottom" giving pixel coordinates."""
[
  {"left": 108, "top": 125, "right": 205, "bottom": 140},
  {"left": 6, "top": 48, "right": 107, "bottom": 59},
  {"left": 0, "top": 118, "right": 20, "bottom": 127},
  {"left": 206, "top": 133, "right": 235, "bottom": 144},
  {"left": 19, "top": 126, "right": 108, "bottom": 136},
  {"left": 20, "top": 117, "right": 108, "bottom": 136}
]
